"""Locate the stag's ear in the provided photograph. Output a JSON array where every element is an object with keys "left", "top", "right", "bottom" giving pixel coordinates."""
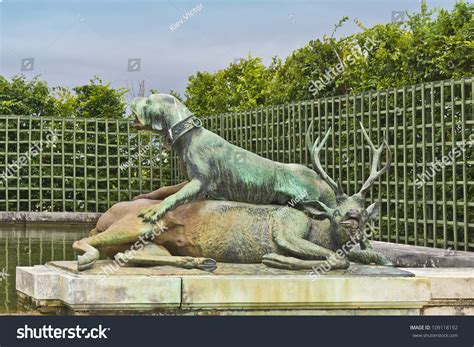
[{"left": 366, "top": 202, "right": 380, "bottom": 220}]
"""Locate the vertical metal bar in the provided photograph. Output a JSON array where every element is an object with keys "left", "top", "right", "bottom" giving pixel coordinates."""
[
  {"left": 61, "top": 119, "right": 66, "bottom": 211},
  {"left": 39, "top": 119, "right": 43, "bottom": 211},
  {"left": 266, "top": 107, "right": 270, "bottom": 159},
  {"left": 376, "top": 92, "right": 382, "bottom": 240},
  {"left": 28, "top": 117, "right": 32, "bottom": 212},
  {"left": 460, "top": 79, "right": 468, "bottom": 250},
  {"left": 412, "top": 86, "right": 418, "bottom": 246},
  {"left": 421, "top": 84, "right": 428, "bottom": 247},
  {"left": 430, "top": 82, "right": 437, "bottom": 247},
  {"left": 402, "top": 87, "right": 408, "bottom": 244},
  {"left": 271, "top": 106, "right": 275, "bottom": 161},
  {"left": 105, "top": 119, "right": 110, "bottom": 210},
  {"left": 331, "top": 97, "right": 336, "bottom": 182},
  {"left": 126, "top": 121, "right": 132, "bottom": 201},
  {"left": 73, "top": 119, "right": 77, "bottom": 212},
  {"left": 298, "top": 103, "right": 303, "bottom": 163},
  {"left": 84, "top": 119, "right": 88, "bottom": 211},
  {"left": 394, "top": 89, "right": 399, "bottom": 243},
  {"left": 367, "top": 93, "right": 372, "bottom": 203},
  {"left": 451, "top": 80, "right": 458, "bottom": 249},
  {"left": 95, "top": 119, "right": 99, "bottom": 212},
  {"left": 324, "top": 98, "right": 328, "bottom": 174},
  {"left": 4, "top": 116, "right": 8, "bottom": 211},
  {"left": 50, "top": 119, "right": 54, "bottom": 211},
  {"left": 346, "top": 95, "right": 350, "bottom": 194},
  {"left": 353, "top": 96, "right": 358, "bottom": 195},
  {"left": 337, "top": 97, "right": 344, "bottom": 181},
  {"left": 16, "top": 118, "right": 20, "bottom": 211},
  {"left": 116, "top": 120, "right": 121, "bottom": 202},
  {"left": 360, "top": 94, "right": 365, "bottom": 198},
  {"left": 385, "top": 92, "right": 391, "bottom": 242},
  {"left": 440, "top": 81, "right": 447, "bottom": 249},
  {"left": 276, "top": 107, "right": 280, "bottom": 163}
]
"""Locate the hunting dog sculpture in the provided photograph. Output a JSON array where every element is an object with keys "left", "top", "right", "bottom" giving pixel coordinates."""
[
  {"left": 73, "top": 124, "right": 392, "bottom": 271},
  {"left": 131, "top": 94, "right": 337, "bottom": 226}
]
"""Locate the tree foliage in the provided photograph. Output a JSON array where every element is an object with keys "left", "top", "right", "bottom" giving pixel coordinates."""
[
  {"left": 0, "top": 76, "right": 127, "bottom": 118},
  {"left": 184, "top": 1, "right": 473, "bottom": 115}
]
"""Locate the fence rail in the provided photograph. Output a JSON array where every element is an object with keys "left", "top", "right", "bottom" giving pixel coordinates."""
[{"left": 1, "top": 77, "right": 473, "bottom": 251}]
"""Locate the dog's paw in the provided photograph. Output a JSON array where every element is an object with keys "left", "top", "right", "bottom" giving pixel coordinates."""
[{"left": 139, "top": 206, "right": 161, "bottom": 223}]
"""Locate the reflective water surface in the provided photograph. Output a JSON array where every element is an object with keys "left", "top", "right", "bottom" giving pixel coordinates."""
[{"left": 0, "top": 224, "right": 89, "bottom": 314}]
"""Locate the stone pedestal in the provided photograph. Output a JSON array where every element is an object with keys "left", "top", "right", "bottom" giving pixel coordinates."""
[{"left": 16, "top": 261, "right": 473, "bottom": 315}]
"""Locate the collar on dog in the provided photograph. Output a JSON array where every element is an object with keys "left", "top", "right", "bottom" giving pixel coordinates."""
[{"left": 167, "top": 115, "right": 202, "bottom": 147}]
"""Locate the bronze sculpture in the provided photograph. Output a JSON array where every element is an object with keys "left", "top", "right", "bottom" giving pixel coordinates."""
[{"left": 73, "top": 95, "right": 392, "bottom": 271}]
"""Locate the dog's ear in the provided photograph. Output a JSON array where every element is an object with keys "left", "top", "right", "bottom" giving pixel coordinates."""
[{"left": 144, "top": 98, "right": 163, "bottom": 131}]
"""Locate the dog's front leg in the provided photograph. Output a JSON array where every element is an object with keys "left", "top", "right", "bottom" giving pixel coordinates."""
[{"left": 139, "top": 179, "right": 204, "bottom": 223}]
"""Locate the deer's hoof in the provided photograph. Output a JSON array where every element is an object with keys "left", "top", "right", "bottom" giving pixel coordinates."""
[
  {"left": 77, "top": 248, "right": 100, "bottom": 271},
  {"left": 378, "top": 256, "right": 394, "bottom": 267},
  {"left": 198, "top": 258, "right": 217, "bottom": 272}
]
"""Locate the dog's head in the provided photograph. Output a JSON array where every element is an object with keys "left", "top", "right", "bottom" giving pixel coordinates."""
[{"left": 131, "top": 94, "right": 192, "bottom": 134}]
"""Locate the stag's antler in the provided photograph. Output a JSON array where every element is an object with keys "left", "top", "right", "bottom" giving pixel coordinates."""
[
  {"left": 305, "top": 122, "right": 338, "bottom": 192},
  {"left": 358, "top": 121, "right": 392, "bottom": 196}
]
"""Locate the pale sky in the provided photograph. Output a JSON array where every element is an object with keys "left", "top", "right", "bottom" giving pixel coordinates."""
[{"left": 0, "top": 0, "right": 459, "bottom": 96}]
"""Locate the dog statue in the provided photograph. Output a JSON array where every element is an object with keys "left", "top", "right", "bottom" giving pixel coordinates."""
[
  {"left": 130, "top": 93, "right": 338, "bottom": 229},
  {"left": 73, "top": 125, "right": 392, "bottom": 271}
]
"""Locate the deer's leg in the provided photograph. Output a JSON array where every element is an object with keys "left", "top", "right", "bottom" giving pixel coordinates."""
[
  {"left": 273, "top": 230, "right": 349, "bottom": 267},
  {"left": 73, "top": 238, "right": 101, "bottom": 271},
  {"left": 262, "top": 253, "right": 348, "bottom": 271},
  {"left": 73, "top": 214, "right": 162, "bottom": 271},
  {"left": 359, "top": 235, "right": 374, "bottom": 250},
  {"left": 348, "top": 250, "right": 393, "bottom": 266},
  {"left": 133, "top": 181, "right": 188, "bottom": 201},
  {"left": 139, "top": 179, "right": 204, "bottom": 223},
  {"left": 116, "top": 246, "right": 217, "bottom": 272}
]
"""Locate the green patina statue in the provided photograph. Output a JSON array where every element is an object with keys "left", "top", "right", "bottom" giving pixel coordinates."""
[
  {"left": 73, "top": 95, "right": 392, "bottom": 271},
  {"left": 131, "top": 94, "right": 337, "bottom": 223}
]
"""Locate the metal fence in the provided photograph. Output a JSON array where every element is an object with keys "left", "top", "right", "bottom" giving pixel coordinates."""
[
  {"left": 171, "top": 77, "right": 473, "bottom": 251},
  {"left": 0, "top": 77, "right": 472, "bottom": 250},
  {"left": 0, "top": 116, "right": 170, "bottom": 212}
]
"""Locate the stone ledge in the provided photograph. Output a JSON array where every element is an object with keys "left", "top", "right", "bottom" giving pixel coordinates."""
[
  {"left": 370, "top": 241, "right": 474, "bottom": 267},
  {"left": 0, "top": 212, "right": 101, "bottom": 225},
  {"left": 16, "top": 261, "right": 472, "bottom": 315},
  {"left": 404, "top": 268, "right": 474, "bottom": 300}
]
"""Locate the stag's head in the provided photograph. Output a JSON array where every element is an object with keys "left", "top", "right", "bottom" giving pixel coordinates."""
[{"left": 305, "top": 122, "right": 392, "bottom": 243}]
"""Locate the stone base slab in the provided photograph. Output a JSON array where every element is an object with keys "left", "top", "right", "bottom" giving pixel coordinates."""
[{"left": 16, "top": 261, "right": 474, "bottom": 315}]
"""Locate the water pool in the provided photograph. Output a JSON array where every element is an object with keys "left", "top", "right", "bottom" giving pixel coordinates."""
[{"left": 0, "top": 224, "right": 89, "bottom": 314}]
